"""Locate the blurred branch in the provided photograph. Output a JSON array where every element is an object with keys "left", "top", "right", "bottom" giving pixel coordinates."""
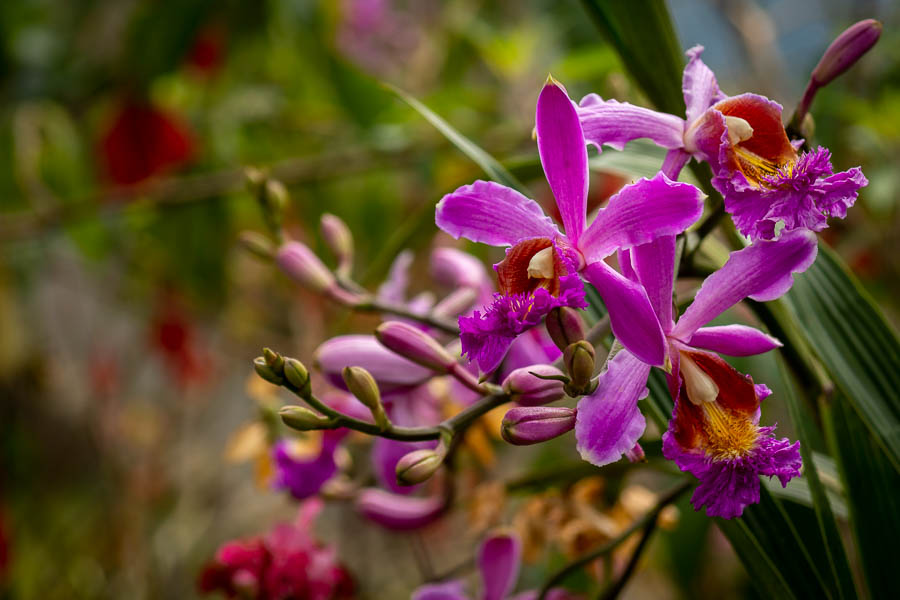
[
  {"left": 0, "top": 146, "right": 425, "bottom": 243},
  {"left": 537, "top": 478, "right": 692, "bottom": 599}
]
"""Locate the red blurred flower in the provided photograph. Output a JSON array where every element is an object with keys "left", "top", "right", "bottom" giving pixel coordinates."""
[
  {"left": 150, "top": 293, "right": 210, "bottom": 388},
  {"left": 99, "top": 98, "right": 194, "bottom": 186},
  {"left": 187, "top": 25, "right": 226, "bottom": 75}
]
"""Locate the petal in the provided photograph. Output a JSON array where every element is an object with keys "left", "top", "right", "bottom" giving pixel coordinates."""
[
  {"left": 682, "top": 46, "right": 726, "bottom": 123},
  {"left": 537, "top": 79, "right": 589, "bottom": 239},
  {"left": 630, "top": 235, "right": 677, "bottom": 332},
  {"left": 577, "top": 95, "right": 685, "bottom": 153},
  {"left": 577, "top": 173, "right": 704, "bottom": 262},
  {"left": 314, "top": 335, "right": 433, "bottom": 390},
  {"left": 672, "top": 230, "right": 818, "bottom": 339},
  {"left": 372, "top": 437, "right": 434, "bottom": 495},
  {"left": 575, "top": 350, "right": 650, "bottom": 466},
  {"left": 412, "top": 581, "right": 468, "bottom": 600},
  {"left": 689, "top": 325, "right": 782, "bottom": 356},
  {"left": 377, "top": 249, "right": 413, "bottom": 304},
  {"left": 582, "top": 261, "right": 666, "bottom": 366},
  {"left": 661, "top": 148, "right": 692, "bottom": 179},
  {"left": 715, "top": 93, "right": 796, "bottom": 166},
  {"left": 357, "top": 488, "right": 446, "bottom": 532},
  {"left": 436, "top": 180, "right": 559, "bottom": 246},
  {"left": 478, "top": 532, "right": 521, "bottom": 600}
]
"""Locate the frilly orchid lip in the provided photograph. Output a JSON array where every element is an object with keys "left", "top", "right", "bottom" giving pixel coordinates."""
[{"left": 577, "top": 45, "right": 867, "bottom": 241}]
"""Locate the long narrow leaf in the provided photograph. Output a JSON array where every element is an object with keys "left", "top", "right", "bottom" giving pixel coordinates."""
[{"left": 385, "top": 84, "right": 529, "bottom": 195}]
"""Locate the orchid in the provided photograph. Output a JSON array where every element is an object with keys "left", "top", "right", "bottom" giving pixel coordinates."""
[
  {"left": 437, "top": 78, "right": 704, "bottom": 373},
  {"left": 576, "top": 46, "right": 868, "bottom": 240},
  {"left": 576, "top": 229, "right": 816, "bottom": 517}
]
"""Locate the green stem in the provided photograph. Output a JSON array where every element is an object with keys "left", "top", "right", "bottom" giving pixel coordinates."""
[
  {"left": 537, "top": 479, "right": 692, "bottom": 599},
  {"left": 355, "top": 297, "right": 460, "bottom": 334},
  {"left": 597, "top": 517, "right": 658, "bottom": 600}
]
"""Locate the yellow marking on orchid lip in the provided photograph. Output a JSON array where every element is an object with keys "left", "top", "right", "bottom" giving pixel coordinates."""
[
  {"left": 702, "top": 402, "right": 758, "bottom": 460},
  {"left": 734, "top": 146, "right": 788, "bottom": 187}
]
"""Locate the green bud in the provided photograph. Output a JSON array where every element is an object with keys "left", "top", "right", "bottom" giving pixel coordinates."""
[
  {"left": 395, "top": 449, "right": 443, "bottom": 486},
  {"left": 237, "top": 231, "right": 275, "bottom": 260},
  {"left": 342, "top": 366, "right": 389, "bottom": 430},
  {"left": 283, "top": 358, "right": 310, "bottom": 392},
  {"left": 254, "top": 356, "right": 283, "bottom": 385},
  {"left": 280, "top": 405, "right": 337, "bottom": 431},
  {"left": 265, "top": 179, "right": 289, "bottom": 215},
  {"left": 563, "top": 341, "right": 595, "bottom": 392}
]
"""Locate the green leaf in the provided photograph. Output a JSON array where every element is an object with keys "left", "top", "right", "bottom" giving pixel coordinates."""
[
  {"left": 717, "top": 486, "right": 836, "bottom": 600},
  {"left": 823, "top": 392, "right": 900, "bottom": 599},
  {"left": 385, "top": 84, "right": 529, "bottom": 195},
  {"left": 779, "top": 362, "right": 856, "bottom": 599},
  {"left": 579, "top": 0, "right": 686, "bottom": 115},
  {"left": 786, "top": 242, "right": 900, "bottom": 471}
]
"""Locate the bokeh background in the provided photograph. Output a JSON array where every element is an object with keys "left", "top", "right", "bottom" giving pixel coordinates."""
[{"left": 1, "top": 0, "right": 897, "bottom": 598}]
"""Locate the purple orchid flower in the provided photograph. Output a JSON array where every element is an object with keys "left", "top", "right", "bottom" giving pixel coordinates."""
[
  {"left": 575, "top": 229, "right": 816, "bottom": 518},
  {"left": 577, "top": 46, "right": 867, "bottom": 241},
  {"left": 412, "top": 531, "right": 580, "bottom": 600},
  {"left": 437, "top": 78, "right": 704, "bottom": 373}
]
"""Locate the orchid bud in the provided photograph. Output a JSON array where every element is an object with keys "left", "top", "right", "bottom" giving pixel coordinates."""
[
  {"left": 430, "top": 247, "right": 488, "bottom": 289},
  {"left": 395, "top": 448, "right": 444, "bottom": 486},
  {"left": 280, "top": 405, "right": 337, "bottom": 431},
  {"left": 283, "top": 358, "right": 310, "bottom": 393},
  {"left": 563, "top": 341, "right": 595, "bottom": 392},
  {"left": 254, "top": 356, "right": 283, "bottom": 385},
  {"left": 355, "top": 488, "right": 445, "bottom": 530},
  {"left": 277, "top": 241, "right": 335, "bottom": 295},
  {"left": 502, "top": 365, "right": 567, "bottom": 406},
  {"left": 545, "top": 307, "right": 586, "bottom": 351},
  {"left": 375, "top": 321, "right": 456, "bottom": 373},
  {"left": 625, "top": 443, "right": 646, "bottom": 463},
  {"left": 811, "top": 19, "right": 881, "bottom": 88},
  {"left": 320, "top": 213, "right": 354, "bottom": 276},
  {"left": 501, "top": 406, "right": 576, "bottom": 446},
  {"left": 341, "top": 366, "right": 389, "bottom": 430},
  {"left": 265, "top": 179, "right": 289, "bottom": 215},
  {"left": 238, "top": 231, "right": 275, "bottom": 260}
]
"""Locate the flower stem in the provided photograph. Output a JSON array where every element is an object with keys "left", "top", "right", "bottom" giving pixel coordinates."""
[
  {"left": 354, "top": 296, "right": 460, "bottom": 334},
  {"left": 536, "top": 478, "right": 692, "bottom": 600}
]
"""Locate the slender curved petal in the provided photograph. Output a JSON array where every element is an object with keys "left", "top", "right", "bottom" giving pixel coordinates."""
[
  {"left": 536, "top": 79, "right": 589, "bottom": 239},
  {"left": 436, "top": 180, "right": 559, "bottom": 246},
  {"left": 356, "top": 488, "right": 446, "bottom": 531},
  {"left": 630, "top": 236, "right": 677, "bottom": 332},
  {"left": 577, "top": 174, "right": 704, "bottom": 263},
  {"left": 672, "top": 230, "right": 818, "bottom": 339},
  {"left": 577, "top": 95, "right": 685, "bottom": 153},
  {"left": 688, "top": 325, "right": 782, "bottom": 356},
  {"left": 412, "top": 581, "right": 468, "bottom": 600},
  {"left": 314, "top": 335, "right": 432, "bottom": 390},
  {"left": 582, "top": 261, "right": 666, "bottom": 366},
  {"left": 478, "top": 533, "right": 521, "bottom": 600},
  {"left": 575, "top": 350, "right": 650, "bottom": 466},
  {"left": 377, "top": 250, "right": 413, "bottom": 304},
  {"left": 682, "top": 46, "right": 725, "bottom": 123}
]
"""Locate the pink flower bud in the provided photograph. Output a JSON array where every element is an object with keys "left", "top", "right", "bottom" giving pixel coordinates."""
[
  {"left": 432, "top": 287, "right": 478, "bottom": 318},
  {"left": 501, "top": 406, "right": 576, "bottom": 446},
  {"left": 545, "top": 307, "right": 586, "bottom": 351},
  {"left": 276, "top": 241, "right": 335, "bottom": 294},
  {"left": 430, "top": 247, "right": 488, "bottom": 290},
  {"left": 812, "top": 19, "right": 881, "bottom": 88},
  {"left": 502, "top": 365, "right": 566, "bottom": 406},
  {"left": 395, "top": 448, "right": 444, "bottom": 485},
  {"left": 320, "top": 213, "right": 354, "bottom": 275},
  {"left": 375, "top": 321, "right": 456, "bottom": 373},
  {"left": 625, "top": 442, "right": 646, "bottom": 463},
  {"left": 355, "top": 488, "right": 445, "bottom": 530}
]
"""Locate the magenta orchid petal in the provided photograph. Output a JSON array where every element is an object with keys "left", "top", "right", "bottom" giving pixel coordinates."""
[
  {"left": 689, "top": 325, "right": 782, "bottom": 356},
  {"left": 577, "top": 95, "right": 685, "bottom": 154},
  {"left": 577, "top": 173, "right": 704, "bottom": 263},
  {"left": 314, "top": 335, "right": 433, "bottom": 390},
  {"left": 575, "top": 350, "right": 650, "bottom": 466},
  {"left": 412, "top": 581, "right": 469, "bottom": 600},
  {"left": 436, "top": 180, "right": 559, "bottom": 247},
  {"left": 630, "top": 235, "right": 677, "bottom": 332},
  {"left": 682, "top": 45, "right": 726, "bottom": 123},
  {"left": 536, "top": 79, "right": 589, "bottom": 239},
  {"left": 356, "top": 488, "right": 446, "bottom": 531},
  {"left": 661, "top": 148, "right": 692, "bottom": 179},
  {"left": 672, "top": 230, "right": 818, "bottom": 339},
  {"left": 413, "top": 584, "right": 467, "bottom": 600},
  {"left": 582, "top": 261, "right": 666, "bottom": 366},
  {"left": 377, "top": 249, "right": 413, "bottom": 304},
  {"left": 478, "top": 532, "right": 522, "bottom": 600},
  {"left": 272, "top": 435, "right": 343, "bottom": 500}
]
